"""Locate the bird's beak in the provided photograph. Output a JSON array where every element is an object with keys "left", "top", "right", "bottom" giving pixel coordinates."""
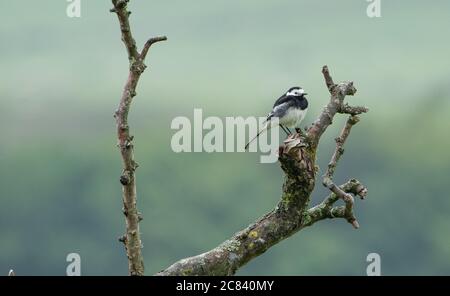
[{"left": 303, "top": 93, "right": 308, "bottom": 95}]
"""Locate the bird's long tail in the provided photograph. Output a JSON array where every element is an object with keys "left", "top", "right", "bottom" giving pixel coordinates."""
[{"left": 245, "top": 123, "right": 270, "bottom": 150}]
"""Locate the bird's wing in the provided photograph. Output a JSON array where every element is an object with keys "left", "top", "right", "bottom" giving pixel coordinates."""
[
  {"left": 273, "top": 94, "right": 293, "bottom": 108},
  {"left": 266, "top": 101, "right": 291, "bottom": 122}
]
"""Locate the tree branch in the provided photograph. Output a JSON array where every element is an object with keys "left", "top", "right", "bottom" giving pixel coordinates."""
[
  {"left": 111, "top": 0, "right": 167, "bottom": 276},
  {"left": 140, "top": 36, "right": 167, "bottom": 61},
  {"left": 110, "top": 0, "right": 139, "bottom": 62},
  {"left": 322, "top": 114, "right": 365, "bottom": 228},
  {"left": 339, "top": 103, "right": 369, "bottom": 116},
  {"left": 307, "top": 65, "right": 367, "bottom": 146},
  {"left": 304, "top": 179, "right": 368, "bottom": 227},
  {"left": 322, "top": 65, "right": 335, "bottom": 92},
  {"left": 156, "top": 66, "right": 369, "bottom": 276}
]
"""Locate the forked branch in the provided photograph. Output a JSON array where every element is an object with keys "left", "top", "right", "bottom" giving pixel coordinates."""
[
  {"left": 322, "top": 115, "right": 362, "bottom": 228},
  {"left": 111, "top": 0, "right": 166, "bottom": 276},
  {"left": 156, "top": 66, "right": 369, "bottom": 276}
]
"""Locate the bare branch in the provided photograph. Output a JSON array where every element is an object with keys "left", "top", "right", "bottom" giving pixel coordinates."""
[
  {"left": 307, "top": 65, "right": 363, "bottom": 146},
  {"left": 111, "top": 0, "right": 139, "bottom": 62},
  {"left": 339, "top": 103, "right": 369, "bottom": 115},
  {"left": 322, "top": 115, "right": 363, "bottom": 228},
  {"left": 303, "top": 179, "right": 368, "bottom": 227},
  {"left": 111, "top": 0, "right": 166, "bottom": 276},
  {"left": 324, "top": 115, "right": 360, "bottom": 179},
  {"left": 140, "top": 36, "right": 167, "bottom": 60},
  {"left": 322, "top": 65, "right": 335, "bottom": 92}
]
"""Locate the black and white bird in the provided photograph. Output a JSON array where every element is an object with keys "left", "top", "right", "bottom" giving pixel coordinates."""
[{"left": 245, "top": 86, "right": 309, "bottom": 150}]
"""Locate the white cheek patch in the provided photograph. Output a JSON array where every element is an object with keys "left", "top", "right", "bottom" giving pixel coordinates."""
[{"left": 286, "top": 88, "right": 304, "bottom": 96}]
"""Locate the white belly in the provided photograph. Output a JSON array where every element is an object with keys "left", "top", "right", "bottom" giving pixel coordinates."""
[{"left": 279, "top": 108, "right": 307, "bottom": 128}]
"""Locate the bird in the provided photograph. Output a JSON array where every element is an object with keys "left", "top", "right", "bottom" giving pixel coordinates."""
[{"left": 245, "top": 86, "right": 309, "bottom": 150}]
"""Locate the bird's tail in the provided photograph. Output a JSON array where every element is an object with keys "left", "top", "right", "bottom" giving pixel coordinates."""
[{"left": 245, "top": 123, "right": 269, "bottom": 150}]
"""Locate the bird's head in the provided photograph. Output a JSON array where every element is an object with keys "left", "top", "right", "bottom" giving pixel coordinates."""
[{"left": 286, "top": 86, "right": 307, "bottom": 97}]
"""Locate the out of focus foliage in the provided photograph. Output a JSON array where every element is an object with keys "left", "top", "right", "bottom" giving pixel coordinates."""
[{"left": 1, "top": 0, "right": 449, "bottom": 275}]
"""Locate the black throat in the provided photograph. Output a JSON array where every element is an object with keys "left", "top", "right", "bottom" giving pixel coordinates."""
[{"left": 294, "top": 96, "right": 308, "bottom": 110}]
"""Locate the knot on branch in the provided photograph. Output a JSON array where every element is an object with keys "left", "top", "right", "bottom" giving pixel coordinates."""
[
  {"left": 131, "top": 60, "right": 147, "bottom": 74},
  {"left": 119, "top": 123, "right": 129, "bottom": 132},
  {"left": 118, "top": 234, "right": 127, "bottom": 244},
  {"left": 120, "top": 170, "right": 131, "bottom": 185},
  {"left": 126, "top": 135, "right": 134, "bottom": 148},
  {"left": 337, "top": 81, "right": 357, "bottom": 96},
  {"left": 347, "top": 115, "right": 360, "bottom": 125},
  {"left": 348, "top": 179, "right": 368, "bottom": 199},
  {"left": 128, "top": 89, "right": 137, "bottom": 98},
  {"left": 112, "top": 0, "right": 129, "bottom": 10}
]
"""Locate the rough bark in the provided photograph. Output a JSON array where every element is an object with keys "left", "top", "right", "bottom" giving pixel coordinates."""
[
  {"left": 111, "top": 0, "right": 166, "bottom": 276},
  {"left": 156, "top": 66, "right": 369, "bottom": 276}
]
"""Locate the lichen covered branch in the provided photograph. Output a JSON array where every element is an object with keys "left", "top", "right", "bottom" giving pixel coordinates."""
[
  {"left": 304, "top": 179, "right": 368, "bottom": 227},
  {"left": 156, "top": 66, "right": 369, "bottom": 276},
  {"left": 157, "top": 134, "right": 316, "bottom": 276},
  {"left": 111, "top": 0, "right": 166, "bottom": 276}
]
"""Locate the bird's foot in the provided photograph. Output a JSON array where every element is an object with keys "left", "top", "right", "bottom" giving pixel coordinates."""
[
  {"left": 295, "top": 128, "right": 307, "bottom": 140},
  {"left": 280, "top": 125, "right": 290, "bottom": 136},
  {"left": 295, "top": 127, "right": 302, "bottom": 134}
]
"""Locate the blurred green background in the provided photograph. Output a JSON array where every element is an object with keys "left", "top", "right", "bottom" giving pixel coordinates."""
[{"left": 1, "top": 0, "right": 450, "bottom": 275}]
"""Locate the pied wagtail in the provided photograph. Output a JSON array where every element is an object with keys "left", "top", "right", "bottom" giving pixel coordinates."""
[{"left": 245, "top": 86, "right": 309, "bottom": 150}]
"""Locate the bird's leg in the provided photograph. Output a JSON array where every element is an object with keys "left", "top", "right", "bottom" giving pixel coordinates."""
[
  {"left": 286, "top": 127, "right": 292, "bottom": 134},
  {"left": 295, "top": 127, "right": 303, "bottom": 136},
  {"left": 280, "top": 125, "right": 290, "bottom": 136}
]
